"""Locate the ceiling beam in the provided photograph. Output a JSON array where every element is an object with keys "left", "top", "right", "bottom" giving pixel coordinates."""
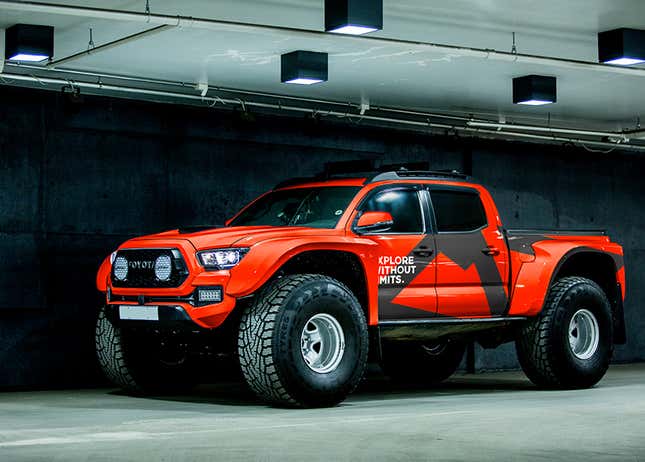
[
  {"left": 47, "top": 25, "right": 174, "bottom": 68},
  {"left": 2, "top": 0, "right": 645, "bottom": 78}
]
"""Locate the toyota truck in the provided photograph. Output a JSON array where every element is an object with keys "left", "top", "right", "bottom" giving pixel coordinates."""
[{"left": 95, "top": 161, "right": 626, "bottom": 408}]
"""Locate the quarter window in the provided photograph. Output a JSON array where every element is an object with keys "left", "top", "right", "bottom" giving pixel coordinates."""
[
  {"left": 361, "top": 189, "right": 423, "bottom": 233},
  {"left": 431, "top": 190, "right": 487, "bottom": 232}
]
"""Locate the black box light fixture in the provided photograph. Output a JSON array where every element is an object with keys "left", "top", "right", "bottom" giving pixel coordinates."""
[
  {"left": 325, "top": 0, "right": 383, "bottom": 35},
  {"left": 598, "top": 28, "right": 645, "bottom": 66},
  {"left": 281, "top": 50, "right": 328, "bottom": 85},
  {"left": 5, "top": 23, "right": 54, "bottom": 62},
  {"left": 513, "top": 75, "right": 557, "bottom": 106}
]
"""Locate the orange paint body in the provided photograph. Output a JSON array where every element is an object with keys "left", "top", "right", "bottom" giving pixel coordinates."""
[{"left": 97, "top": 177, "right": 625, "bottom": 329}]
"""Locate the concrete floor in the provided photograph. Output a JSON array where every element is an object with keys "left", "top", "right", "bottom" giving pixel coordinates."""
[{"left": 1, "top": 364, "right": 644, "bottom": 462}]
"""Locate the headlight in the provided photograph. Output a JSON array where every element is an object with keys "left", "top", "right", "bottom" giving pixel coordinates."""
[
  {"left": 154, "top": 255, "right": 172, "bottom": 281},
  {"left": 197, "top": 248, "right": 249, "bottom": 270},
  {"left": 110, "top": 251, "right": 117, "bottom": 264},
  {"left": 113, "top": 256, "right": 128, "bottom": 281}
]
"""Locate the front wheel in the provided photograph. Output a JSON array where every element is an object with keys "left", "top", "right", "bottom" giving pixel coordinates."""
[
  {"left": 516, "top": 276, "right": 613, "bottom": 389},
  {"left": 238, "top": 274, "right": 369, "bottom": 408},
  {"left": 95, "top": 306, "right": 198, "bottom": 394}
]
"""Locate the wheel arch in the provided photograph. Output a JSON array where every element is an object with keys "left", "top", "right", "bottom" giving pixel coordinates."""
[
  {"left": 550, "top": 249, "right": 617, "bottom": 301},
  {"left": 275, "top": 249, "right": 372, "bottom": 322},
  {"left": 548, "top": 248, "right": 625, "bottom": 344},
  {"left": 509, "top": 245, "right": 626, "bottom": 344}
]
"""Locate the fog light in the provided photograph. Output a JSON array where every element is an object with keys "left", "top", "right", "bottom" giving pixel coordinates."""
[{"left": 197, "top": 287, "right": 222, "bottom": 304}]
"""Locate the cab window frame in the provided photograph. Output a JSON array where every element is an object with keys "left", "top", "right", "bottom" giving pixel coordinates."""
[
  {"left": 352, "top": 184, "right": 428, "bottom": 235},
  {"left": 426, "top": 185, "right": 488, "bottom": 234}
]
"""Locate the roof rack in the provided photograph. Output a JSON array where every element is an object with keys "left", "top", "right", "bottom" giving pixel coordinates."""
[
  {"left": 369, "top": 169, "right": 469, "bottom": 183},
  {"left": 273, "top": 161, "right": 470, "bottom": 189}
]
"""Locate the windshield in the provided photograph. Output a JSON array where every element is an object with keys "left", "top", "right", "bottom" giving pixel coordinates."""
[{"left": 230, "top": 186, "right": 360, "bottom": 229}]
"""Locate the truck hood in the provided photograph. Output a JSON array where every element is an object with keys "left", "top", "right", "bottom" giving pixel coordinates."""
[{"left": 128, "top": 226, "right": 345, "bottom": 250}]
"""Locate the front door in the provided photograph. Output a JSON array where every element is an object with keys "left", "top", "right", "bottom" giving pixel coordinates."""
[
  {"left": 429, "top": 187, "right": 509, "bottom": 317},
  {"left": 355, "top": 186, "right": 437, "bottom": 320}
]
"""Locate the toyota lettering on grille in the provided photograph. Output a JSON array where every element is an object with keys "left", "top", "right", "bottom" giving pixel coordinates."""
[{"left": 128, "top": 260, "right": 155, "bottom": 270}]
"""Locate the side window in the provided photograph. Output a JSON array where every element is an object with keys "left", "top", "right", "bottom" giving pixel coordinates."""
[
  {"left": 431, "top": 189, "right": 487, "bottom": 232},
  {"left": 361, "top": 189, "right": 423, "bottom": 233}
]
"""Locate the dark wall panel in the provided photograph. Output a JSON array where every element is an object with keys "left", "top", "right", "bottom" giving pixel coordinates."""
[{"left": 0, "top": 85, "right": 642, "bottom": 388}]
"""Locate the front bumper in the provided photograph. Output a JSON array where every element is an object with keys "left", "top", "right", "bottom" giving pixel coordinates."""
[
  {"left": 103, "top": 240, "right": 245, "bottom": 329},
  {"left": 104, "top": 304, "right": 194, "bottom": 326},
  {"left": 106, "top": 272, "right": 237, "bottom": 329}
]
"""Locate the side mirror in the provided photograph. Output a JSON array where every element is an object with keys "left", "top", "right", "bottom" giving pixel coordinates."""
[{"left": 355, "top": 211, "right": 394, "bottom": 234}]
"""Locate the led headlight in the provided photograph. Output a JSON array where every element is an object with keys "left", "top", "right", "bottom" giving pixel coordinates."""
[
  {"left": 197, "top": 248, "right": 249, "bottom": 270},
  {"left": 154, "top": 255, "right": 172, "bottom": 281},
  {"left": 113, "top": 256, "right": 128, "bottom": 281}
]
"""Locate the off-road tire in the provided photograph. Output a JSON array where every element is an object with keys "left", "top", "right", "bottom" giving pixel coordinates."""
[
  {"left": 516, "top": 276, "right": 613, "bottom": 389},
  {"left": 381, "top": 340, "right": 465, "bottom": 385},
  {"left": 238, "top": 274, "right": 369, "bottom": 408},
  {"left": 95, "top": 306, "right": 197, "bottom": 394}
]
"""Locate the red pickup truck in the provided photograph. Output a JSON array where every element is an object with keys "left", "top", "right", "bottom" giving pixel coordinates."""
[{"left": 95, "top": 161, "right": 626, "bottom": 408}]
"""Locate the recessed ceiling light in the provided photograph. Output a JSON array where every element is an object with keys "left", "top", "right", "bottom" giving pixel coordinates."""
[
  {"left": 284, "top": 78, "right": 325, "bottom": 85},
  {"left": 603, "top": 57, "right": 645, "bottom": 66},
  {"left": 513, "top": 75, "right": 557, "bottom": 106},
  {"left": 281, "top": 51, "right": 328, "bottom": 85},
  {"left": 5, "top": 24, "right": 54, "bottom": 63},
  {"left": 8, "top": 53, "right": 49, "bottom": 62},
  {"left": 598, "top": 28, "right": 645, "bottom": 66},
  {"left": 516, "top": 100, "right": 554, "bottom": 106},
  {"left": 325, "top": 0, "right": 382, "bottom": 35},
  {"left": 327, "top": 25, "right": 379, "bottom": 36}
]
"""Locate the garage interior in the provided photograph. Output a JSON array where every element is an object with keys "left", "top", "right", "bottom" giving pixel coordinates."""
[{"left": 1, "top": 0, "right": 644, "bottom": 460}]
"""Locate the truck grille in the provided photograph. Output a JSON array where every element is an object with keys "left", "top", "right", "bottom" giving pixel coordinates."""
[{"left": 111, "top": 248, "right": 189, "bottom": 288}]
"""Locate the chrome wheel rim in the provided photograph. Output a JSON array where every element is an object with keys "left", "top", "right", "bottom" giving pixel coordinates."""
[
  {"left": 300, "top": 313, "right": 345, "bottom": 374},
  {"left": 568, "top": 309, "right": 600, "bottom": 360}
]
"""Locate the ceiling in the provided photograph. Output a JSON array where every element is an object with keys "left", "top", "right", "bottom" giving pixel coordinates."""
[{"left": 1, "top": 0, "right": 645, "bottom": 138}]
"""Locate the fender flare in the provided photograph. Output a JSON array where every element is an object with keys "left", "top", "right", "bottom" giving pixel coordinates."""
[
  {"left": 226, "top": 239, "right": 379, "bottom": 323},
  {"left": 509, "top": 244, "right": 620, "bottom": 318},
  {"left": 543, "top": 246, "right": 625, "bottom": 344},
  {"left": 545, "top": 246, "right": 619, "bottom": 293}
]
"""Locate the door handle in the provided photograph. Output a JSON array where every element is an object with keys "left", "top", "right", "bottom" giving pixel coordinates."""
[
  {"left": 482, "top": 246, "right": 500, "bottom": 256},
  {"left": 413, "top": 246, "right": 433, "bottom": 258}
]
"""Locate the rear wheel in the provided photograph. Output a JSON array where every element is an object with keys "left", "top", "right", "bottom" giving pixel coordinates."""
[
  {"left": 238, "top": 274, "right": 369, "bottom": 408},
  {"left": 95, "top": 306, "right": 198, "bottom": 394},
  {"left": 381, "top": 340, "right": 465, "bottom": 385},
  {"left": 516, "top": 276, "right": 613, "bottom": 389}
]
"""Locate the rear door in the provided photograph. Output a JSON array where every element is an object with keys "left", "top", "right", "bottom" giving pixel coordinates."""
[
  {"left": 354, "top": 185, "right": 437, "bottom": 320},
  {"left": 428, "top": 186, "right": 509, "bottom": 317}
]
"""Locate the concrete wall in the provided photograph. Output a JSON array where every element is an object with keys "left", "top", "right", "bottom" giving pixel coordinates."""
[{"left": 0, "top": 86, "right": 643, "bottom": 387}]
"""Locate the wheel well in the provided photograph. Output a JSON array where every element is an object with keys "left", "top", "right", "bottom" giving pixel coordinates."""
[
  {"left": 277, "top": 250, "right": 369, "bottom": 316},
  {"left": 553, "top": 251, "right": 618, "bottom": 307}
]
